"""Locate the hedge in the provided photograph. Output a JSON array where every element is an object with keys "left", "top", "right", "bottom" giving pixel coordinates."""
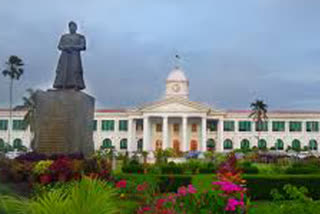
[
  {"left": 116, "top": 173, "right": 192, "bottom": 193},
  {"left": 244, "top": 174, "right": 320, "bottom": 200}
]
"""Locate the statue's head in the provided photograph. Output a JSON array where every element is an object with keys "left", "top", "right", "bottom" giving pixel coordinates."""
[{"left": 68, "top": 21, "right": 77, "bottom": 34}]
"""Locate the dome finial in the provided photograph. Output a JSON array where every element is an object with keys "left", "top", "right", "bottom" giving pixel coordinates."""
[{"left": 174, "top": 54, "right": 181, "bottom": 69}]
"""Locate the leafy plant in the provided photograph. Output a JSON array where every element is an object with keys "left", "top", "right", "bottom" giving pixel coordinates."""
[{"left": 0, "top": 177, "right": 119, "bottom": 214}]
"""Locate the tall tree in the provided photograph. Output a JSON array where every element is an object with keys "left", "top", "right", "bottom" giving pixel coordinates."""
[
  {"left": 249, "top": 99, "right": 268, "bottom": 150},
  {"left": 2, "top": 55, "right": 24, "bottom": 145}
]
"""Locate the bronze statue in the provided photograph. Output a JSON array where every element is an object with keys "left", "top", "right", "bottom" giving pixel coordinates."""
[{"left": 53, "top": 21, "right": 86, "bottom": 90}]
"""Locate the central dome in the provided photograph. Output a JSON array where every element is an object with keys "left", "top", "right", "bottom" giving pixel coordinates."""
[{"left": 167, "top": 67, "right": 188, "bottom": 82}]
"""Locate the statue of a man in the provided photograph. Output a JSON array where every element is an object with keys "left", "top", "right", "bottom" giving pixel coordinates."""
[{"left": 53, "top": 21, "right": 86, "bottom": 90}]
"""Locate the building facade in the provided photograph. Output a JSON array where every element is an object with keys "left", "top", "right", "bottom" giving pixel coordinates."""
[{"left": 0, "top": 66, "right": 320, "bottom": 153}]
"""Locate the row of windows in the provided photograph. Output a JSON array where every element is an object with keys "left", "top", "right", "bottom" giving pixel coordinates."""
[
  {"left": 223, "top": 121, "right": 320, "bottom": 132},
  {"left": 0, "top": 138, "right": 24, "bottom": 148},
  {"left": 0, "top": 120, "right": 27, "bottom": 131},
  {"left": 100, "top": 138, "right": 143, "bottom": 151},
  {"left": 222, "top": 139, "right": 318, "bottom": 150},
  {"left": 96, "top": 120, "right": 128, "bottom": 131}
]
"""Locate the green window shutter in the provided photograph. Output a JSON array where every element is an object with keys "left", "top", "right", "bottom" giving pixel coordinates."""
[
  {"left": 258, "top": 139, "right": 267, "bottom": 149},
  {"left": 239, "top": 121, "right": 251, "bottom": 132},
  {"left": 101, "top": 139, "right": 112, "bottom": 149},
  {"left": 92, "top": 120, "right": 97, "bottom": 131},
  {"left": 0, "top": 120, "right": 8, "bottom": 130},
  {"left": 207, "top": 120, "right": 218, "bottom": 132},
  {"left": 120, "top": 139, "right": 128, "bottom": 149},
  {"left": 290, "top": 122, "right": 302, "bottom": 132},
  {"left": 223, "top": 139, "right": 233, "bottom": 150},
  {"left": 273, "top": 121, "right": 285, "bottom": 132},
  {"left": 137, "top": 139, "right": 143, "bottom": 151},
  {"left": 223, "top": 121, "right": 235, "bottom": 131},
  {"left": 306, "top": 122, "right": 319, "bottom": 132},
  {"left": 119, "top": 120, "right": 128, "bottom": 131},
  {"left": 256, "top": 121, "right": 268, "bottom": 131},
  {"left": 241, "top": 139, "right": 250, "bottom": 149},
  {"left": 102, "top": 120, "right": 115, "bottom": 131},
  {"left": 275, "top": 139, "right": 284, "bottom": 150},
  {"left": 207, "top": 139, "right": 215, "bottom": 150},
  {"left": 13, "top": 139, "right": 22, "bottom": 149},
  {"left": 292, "top": 139, "right": 301, "bottom": 150},
  {"left": 12, "top": 120, "right": 26, "bottom": 130},
  {"left": 309, "top": 140, "right": 317, "bottom": 150},
  {"left": 0, "top": 139, "right": 5, "bottom": 149}
]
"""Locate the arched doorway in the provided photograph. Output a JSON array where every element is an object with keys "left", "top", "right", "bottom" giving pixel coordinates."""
[
  {"left": 13, "top": 138, "right": 23, "bottom": 149},
  {"left": 258, "top": 139, "right": 267, "bottom": 150},
  {"left": 173, "top": 140, "right": 180, "bottom": 153},
  {"left": 137, "top": 139, "right": 143, "bottom": 152},
  {"left": 292, "top": 139, "right": 301, "bottom": 150},
  {"left": 207, "top": 139, "right": 215, "bottom": 151},
  {"left": 155, "top": 140, "right": 162, "bottom": 150},
  {"left": 223, "top": 139, "right": 233, "bottom": 150},
  {"left": 275, "top": 139, "right": 284, "bottom": 150},
  {"left": 101, "top": 138, "right": 112, "bottom": 149},
  {"left": 190, "top": 140, "right": 198, "bottom": 151},
  {"left": 309, "top": 139, "right": 317, "bottom": 151}
]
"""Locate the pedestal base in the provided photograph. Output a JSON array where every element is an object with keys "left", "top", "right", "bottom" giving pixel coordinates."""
[{"left": 32, "top": 89, "right": 95, "bottom": 156}]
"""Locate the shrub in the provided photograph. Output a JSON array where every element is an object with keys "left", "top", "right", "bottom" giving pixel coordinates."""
[
  {"left": 239, "top": 161, "right": 259, "bottom": 174},
  {"left": 160, "top": 162, "right": 185, "bottom": 174},
  {"left": 157, "top": 175, "right": 192, "bottom": 193},
  {"left": 122, "top": 161, "right": 144, "bottom": 174},
  {"left": 199, "top": 162, "right": 216, "bottom": 174},
  {"left": 244, "top": 174, "right": 320, "bottom": 200},
  {"left": 285, "top": 163, "right": 320, "bottom": 174}
]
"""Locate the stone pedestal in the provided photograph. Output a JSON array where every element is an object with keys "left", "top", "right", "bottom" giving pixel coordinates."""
[{"left": 32, "top": 89, "right": 95, "bottom": 156}]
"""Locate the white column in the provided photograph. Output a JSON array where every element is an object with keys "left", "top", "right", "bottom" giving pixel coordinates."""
[
  {"left": 217, "top": 118, "right": 224, "bottom": 152},
  {"left": 162, "top": 116, "right": 168, "bottom": 150},
  {"left": 182, "top": 116, "right": 188, "bottom": 151},
  {"left": 201, "top": 117, "right": 207, "bottom": 152},
  {"left": 143, "top": 116, "right": 150, "bottom": 151},
  {"left": 128, "top": 119, "right": 133, "bottom": 152}
]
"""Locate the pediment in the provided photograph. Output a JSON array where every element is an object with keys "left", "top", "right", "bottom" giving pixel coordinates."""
[{"left": 135, "top": 98, "right": 212, "bottom": 113}]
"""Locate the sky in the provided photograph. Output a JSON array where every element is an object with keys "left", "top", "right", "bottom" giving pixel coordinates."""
[{"left": 1, "top": 0, "right": 320, "bottom": 110}]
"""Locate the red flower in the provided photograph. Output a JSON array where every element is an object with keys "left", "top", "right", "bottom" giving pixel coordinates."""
[
  {"left": 116, "top": 179, "right": 127, "bottom": 188},
  {"left": 137, "top": 182, "right": 148, "bottom": 192},
  {"left": 39, "top": 174, "right": 52, "bottom": 185}
]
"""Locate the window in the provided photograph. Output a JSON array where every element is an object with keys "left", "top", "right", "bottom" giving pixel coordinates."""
[
  {"left": 223, "top": 139, "right": 233, "bottom": 150},
  {"left": 255, "top": 121, "right": 268, "bottom": 132},
  {"left": 136, "top": 120, "right": 143, "bottom": 131},
  {"left": 0, "top": 139, "right": 5, "bottom": 148},
  {"left": 289, "top": 121, "right": 302, "bottom": 132},
  {"left": 306, "top": 121, "right": 319, "bottom": 132},
  {"left": 120, "top": 139, "right": 128, "bottom": 150},
  {"left": 258, "top": 139, "right": 267, "bottom": 149},
  {"left": 92, "top": 120, "right": 97, "bottom": 131},
  {"left": 239, "top": 121, "right": 251, "bottom": 132},
  {"left": 275, "top": 139, "right": 284, "bottom": 150},
  {"left": 101, "top": 138, "right": 112, "bottom": 149},
  {"left": 309, "top": 140, "right": 317, "bottom": 150},
  {"left": 207, "top": 139, "right": 215, "bottom": 151},
  {"left": 224, "top": 121, "right": 235, "bottom": 131},
  {"left": 137, "top": 139, "right": 143, "bottom": 152},
  {"left": 207, "top": 120, "right": 218, "bottom": 132},
  {"left": 240, "top": 139, "right": 250, "bottom": 150},
  {"left": 119, "top": 120, "right": 128, "bottom": 131},
  {"left": 0, "top": 120, "right": 8, "bottom": 130},
  {"left": 13, "top": 138, "right": 22, "bottom": 149},
  {"left": 292, "top": 139, "right": 301, "bottom": 150},
  {"left": 173, "top": 124, "right": 179, "bottom": 132},
  {"left": 12, "top": 120, "right": 26, "bottom": 130},
  {"left": 155, "top": 140, "right": 162, "bottom": 150},
  {"left": 156, "top": 124, "right": 162, "bottom": 132},
  {"left": 192, "top": 124, "right": 197, "bottom": 132},
  {"left": 272, "top": 121, "right": 285, "bottom": 132},
  {"left": 101, "top": 120, "right": 114, "bottom": 131}
]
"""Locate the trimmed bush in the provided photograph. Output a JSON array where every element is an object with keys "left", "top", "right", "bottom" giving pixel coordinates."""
[
  {"left": 239, "top": 161, "right": 259, "bottom": 174},
  {"left": 244, "top": 174, "right": 320, "bottom": 200},
  {"left": 285, "top": 163, "right": 320, "bottom": 174},
  {"left": 117, "top": 173, "right": 192, "bottom": 193},
  {"left": 160, "top": 162, "right": 185, "bottom": 174}
]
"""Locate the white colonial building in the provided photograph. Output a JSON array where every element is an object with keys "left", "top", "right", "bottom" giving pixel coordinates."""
[{"left": 1, "top": 66, "right": 320, "bottom": 153}]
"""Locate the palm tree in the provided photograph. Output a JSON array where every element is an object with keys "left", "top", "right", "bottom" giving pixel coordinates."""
[
  {"left": 2, "top": 55, "right": 24, "bottom": 146},
  {"left": 22, "top": 88, "right": 36, "bottom": 149},
  {"left": 249, "top": 99, "right": 268, "bottom": 150}
]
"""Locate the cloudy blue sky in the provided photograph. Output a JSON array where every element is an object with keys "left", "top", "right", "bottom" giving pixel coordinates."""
[{"left": 1, "top": 0, "right": 320, "bottom": 110}]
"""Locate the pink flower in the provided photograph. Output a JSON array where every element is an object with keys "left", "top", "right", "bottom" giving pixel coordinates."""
[
  {"left": 225, "top": 198, "right": 244, "bottom": 211},
  {"left": 212, "top": 181, "right": 244, "bottom": 193},
  {"left": 116, "top": 179, "right": 127, "bottom": 188},
  {"left": 187, "top": 184, "right": 197, "bottom": 194},
  {"left": 177, "top": 186, "right": 188, "bottom": 196}
]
